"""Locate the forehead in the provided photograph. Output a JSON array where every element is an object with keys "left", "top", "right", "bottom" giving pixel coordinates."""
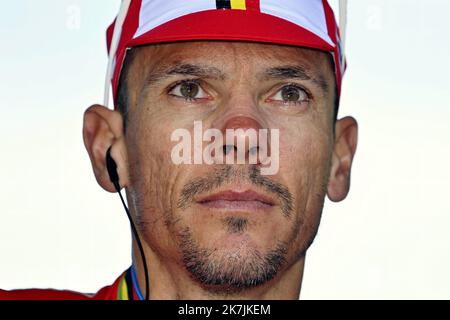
[{"left": 128, "top": 41, "right": 334, "bottom": 82}]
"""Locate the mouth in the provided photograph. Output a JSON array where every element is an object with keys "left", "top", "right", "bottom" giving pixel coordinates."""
[{"left": 195, "top": 189, "right": 276, "bottom": 212}]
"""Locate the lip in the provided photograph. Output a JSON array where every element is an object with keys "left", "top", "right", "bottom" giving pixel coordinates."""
[{"left": 196, "top": 189, "right": 275, "bottom": 211}]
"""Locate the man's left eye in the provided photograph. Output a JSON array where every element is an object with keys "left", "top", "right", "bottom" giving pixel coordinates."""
[
  {"left": 270, "top": 85, "right": 309, "bottom": 104},
  {"left": 168, "top": 80, "right": 208, "bottom": 101}
]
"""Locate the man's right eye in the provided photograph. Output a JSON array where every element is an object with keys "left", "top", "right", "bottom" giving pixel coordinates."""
[{"left": 168, "top": 80, "right": 208, "bottom": 101}]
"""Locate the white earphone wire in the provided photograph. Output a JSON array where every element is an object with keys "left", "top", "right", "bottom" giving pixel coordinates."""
[
  {"left": 104, "top": 0, "right": 132, "bottom": 108},
  {"left": 339, "top": 0, "right": 348, "bottom": 60}
]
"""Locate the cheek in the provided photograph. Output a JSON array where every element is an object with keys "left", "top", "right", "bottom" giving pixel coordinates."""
[
  {"left": 125, "top": 114, "right": 193, "bottom": 256},
  {"left": 278, "top": 123, "right": 332, "bottom": 207},
  {"left": 277, "top": 125, "right": 332, "bottom": 256},
  {"left": 127, "top": 113, "right": 184, "bottom": 219}
]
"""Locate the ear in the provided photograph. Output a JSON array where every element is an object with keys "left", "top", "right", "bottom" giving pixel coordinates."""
[
  {"left": 327, "top": 116, "right": 358, "bottom": 202},
  {"left": 82, "top": 105, "right": 130, "bottom": 192}
]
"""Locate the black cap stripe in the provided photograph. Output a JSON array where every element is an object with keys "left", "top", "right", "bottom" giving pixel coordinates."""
[{"left": 216, "top": 0, "right": 231, "bottom": 9}]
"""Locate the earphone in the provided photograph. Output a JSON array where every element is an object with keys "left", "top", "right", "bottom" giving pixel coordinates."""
[{"left": 106, "top": 147, "right": 149, "bottom": 300}]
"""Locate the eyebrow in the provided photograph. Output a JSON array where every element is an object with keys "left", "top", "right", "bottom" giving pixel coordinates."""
[
  {"left": 144, "top": 63, "right": 226, "bottom": 88},
  {"left": 143, "top": 62, "right": 329, "bottom": 95},
  {"left": 263, "top": 65, "right": 329, "bottom": 94}
]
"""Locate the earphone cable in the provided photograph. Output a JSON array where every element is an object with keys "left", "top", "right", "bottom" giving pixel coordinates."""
[{"left": 114, "top": 181, "right": 149, "bottom": 300}]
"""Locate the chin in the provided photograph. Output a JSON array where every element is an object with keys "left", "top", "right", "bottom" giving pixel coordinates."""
[{"left": 177, "top": 222, "right": 289, "bottom": 292}]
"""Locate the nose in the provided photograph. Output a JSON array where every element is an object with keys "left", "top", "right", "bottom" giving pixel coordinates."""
[{"left": 216, "top": 116, "right": 270, "bottom": 165}]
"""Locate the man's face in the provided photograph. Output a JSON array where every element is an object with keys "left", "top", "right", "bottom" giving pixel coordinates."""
[{"left": 123, "top": 41, "right": 336, "bottom": 292}]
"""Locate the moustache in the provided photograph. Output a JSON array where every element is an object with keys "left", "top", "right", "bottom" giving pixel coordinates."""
[{"left": 177, "top": 165, "right": 293, "bottom": 218}]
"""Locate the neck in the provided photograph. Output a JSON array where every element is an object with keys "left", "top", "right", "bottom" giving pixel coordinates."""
[{"left": 132, "top": 242, "right": 305, "bottom": 300}]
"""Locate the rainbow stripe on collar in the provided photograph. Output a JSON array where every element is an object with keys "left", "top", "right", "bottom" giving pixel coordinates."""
[{"left": 116, "top": 266, "right": 145, "bottom": 300}]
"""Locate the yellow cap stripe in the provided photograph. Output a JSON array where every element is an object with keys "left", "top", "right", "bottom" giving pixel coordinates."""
[{"left": 231, "top": 0, "right": 246, "bottom": 10}]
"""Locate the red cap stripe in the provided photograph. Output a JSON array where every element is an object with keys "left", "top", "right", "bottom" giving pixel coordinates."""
[{"left": 246, "top": 0, "right": 260, "bottom": 12}]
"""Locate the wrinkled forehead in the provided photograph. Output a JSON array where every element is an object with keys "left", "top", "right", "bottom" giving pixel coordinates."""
[{"left": 127, "top": 41, "right": 335, "bottom": 86}]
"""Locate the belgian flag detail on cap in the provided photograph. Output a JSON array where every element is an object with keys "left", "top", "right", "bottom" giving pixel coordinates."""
[{"left": 216, "top": 0, "right": 260, "bottom": 11}]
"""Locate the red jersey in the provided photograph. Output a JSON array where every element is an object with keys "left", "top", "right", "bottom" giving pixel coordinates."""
[{"left": 0, "top": 267, "right": 140, "bottom": 300}]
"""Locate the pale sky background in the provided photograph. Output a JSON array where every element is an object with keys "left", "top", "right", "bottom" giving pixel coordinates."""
[{"left": 1, "top": 0, "right": 450, "bottom": 299}]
